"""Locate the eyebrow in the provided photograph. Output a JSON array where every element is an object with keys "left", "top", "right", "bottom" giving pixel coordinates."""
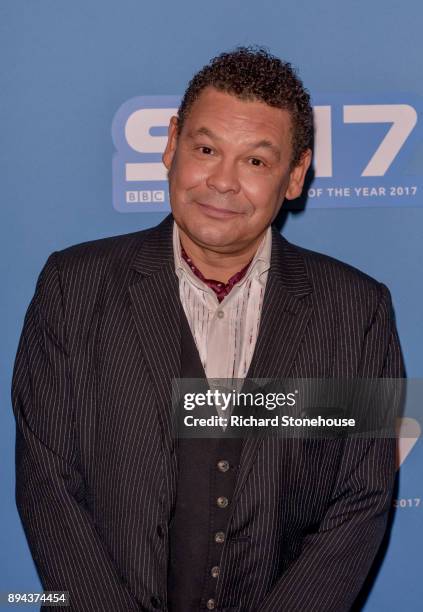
[{"left": 187, "top": 126, "right": 281, "bottom": 161}]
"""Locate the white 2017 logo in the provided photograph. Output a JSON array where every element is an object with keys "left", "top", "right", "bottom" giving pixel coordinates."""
[
  {"left": 314, "top": 104, "right": 417, "bottom": 177},
  {"left": 123, "top": 104, "right": 417, "bottom": 183}
]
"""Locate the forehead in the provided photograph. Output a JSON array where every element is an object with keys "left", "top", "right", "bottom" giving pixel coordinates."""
[{"left": 181, "top": 86, "right": 293, "bottom": 147}]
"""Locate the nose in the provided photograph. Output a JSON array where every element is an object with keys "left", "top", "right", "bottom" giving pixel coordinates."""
[{"left": 206, "top": 158, "right": 241, "bottom": 194}]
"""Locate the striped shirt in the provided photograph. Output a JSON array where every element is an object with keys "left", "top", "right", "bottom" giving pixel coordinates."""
[{"left": 172, "top": 221, "right": 272, "bottom": 382}]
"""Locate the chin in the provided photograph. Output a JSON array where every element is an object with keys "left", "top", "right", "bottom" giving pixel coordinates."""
[{"left": 186, "top": 223, "right": 240, "bottom": 247}]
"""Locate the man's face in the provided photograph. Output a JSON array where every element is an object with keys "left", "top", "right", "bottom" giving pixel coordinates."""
[{"left": 163, "top": 86, "right": 311, "bottom": 254}]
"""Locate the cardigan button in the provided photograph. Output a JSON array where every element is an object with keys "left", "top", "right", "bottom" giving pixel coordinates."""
[
  {"left": 217, "top": 459, "right": 230, "bottom": 472},
  {"left": 206, "top": 599, "right": 216, "bottom": 610},
  {"left": 217, "top": 496, "right": 229, "bottom": 508},
  {"left": 215, "top": 531, "right": 225, "bottom": 544},
  {"left": 211, "top": 565, "right": 220, "bottom": 578}
]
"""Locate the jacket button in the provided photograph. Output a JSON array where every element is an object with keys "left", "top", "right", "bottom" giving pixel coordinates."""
[
  {"left": 156, "top": 525, "right": 164, "bottom": 538},
  {"left": 150, "top": 595, "right": 162, "bottom": 609},
  {"left": 214, "top": 531, "right": 225, "bottom": 544},
  {"left": 206, "top": 599, "right": 216, "bottom": 610},
  {"left": 217, "top": 496, "right": 229, "bottom": 508},
  {"left": 217, "top": 460, "right": 230, "bottom": 472}
]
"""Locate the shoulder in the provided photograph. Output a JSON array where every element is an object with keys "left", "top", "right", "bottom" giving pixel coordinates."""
[
  {"left": 54, "top": 226, "right": 153, "bottom": 272},
  {"left": 31, "top": 226, "right": 157, "bottom": 329},
  {"left": 279, "top": 235, "right": 391, "bottom": 314},
  {"left": 295, "top": 242, "right": 380, "bottom": 287},
  {"left": 52, "top": 213, "right": 174, "bottom": 280}
]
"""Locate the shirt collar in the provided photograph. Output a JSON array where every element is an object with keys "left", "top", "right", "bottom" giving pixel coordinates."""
[{"left": 173, "top": 220, "right": 272, "bottom": 293}]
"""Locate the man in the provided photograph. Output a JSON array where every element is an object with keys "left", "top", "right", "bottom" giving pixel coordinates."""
[{"left": 12, "top": 47, "right": 404, "bottom": 611}]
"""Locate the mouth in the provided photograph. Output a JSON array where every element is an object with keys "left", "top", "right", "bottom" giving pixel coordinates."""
[{"left": 196, "top": 201, "right": 242, "bottom": 218}]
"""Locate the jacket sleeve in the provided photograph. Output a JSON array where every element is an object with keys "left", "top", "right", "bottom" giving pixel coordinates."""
[
  {"left": 257, "top": 283, "right": 405, "bottom": 612},
  {"left": 11, "top": 253, "right": 141, "bottom": 612}
]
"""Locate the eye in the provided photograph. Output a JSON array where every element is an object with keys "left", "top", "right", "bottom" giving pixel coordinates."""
[
  {"left": 198, "top": 146, "right": 213, "bottom": 155},
  {"left": 249, "top": 157, "right": 265, "bottom": 167}
]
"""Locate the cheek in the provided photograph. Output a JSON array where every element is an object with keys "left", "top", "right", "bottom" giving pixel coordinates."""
[
  {"left": 171, "top": 156, "right": 205, "bottom": 192},
  {"left": 241, "top": 176, "right": 284, "bottom": 214}
]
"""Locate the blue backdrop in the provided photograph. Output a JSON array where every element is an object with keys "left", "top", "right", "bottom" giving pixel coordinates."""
[{"left": 1, "top": 1, "right": 422, "bottom": 609}]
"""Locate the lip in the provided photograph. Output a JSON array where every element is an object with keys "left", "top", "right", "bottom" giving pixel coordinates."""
[{"left": 196, "top": 201, "right": 241, "bottom": 218}]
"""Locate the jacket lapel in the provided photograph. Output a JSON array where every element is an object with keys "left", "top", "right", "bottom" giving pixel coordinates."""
[
  {"left": 232, "top": 227, "right": 314, "bottom": 507},
  {"left": 128, "top": 214, "right": 181, "bottom": 510}
]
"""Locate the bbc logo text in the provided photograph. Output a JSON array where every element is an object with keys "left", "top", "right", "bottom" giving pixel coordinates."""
[{"left": 126, "top": 190, "right": 165, "bottom": 203}]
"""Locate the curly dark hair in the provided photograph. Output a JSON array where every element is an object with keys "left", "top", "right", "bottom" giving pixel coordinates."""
[{"left": 177, "top": 46, "right": 313, "bottom": 168}]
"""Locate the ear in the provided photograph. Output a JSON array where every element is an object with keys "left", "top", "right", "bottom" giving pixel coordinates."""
[
  {"left": 285, "top": 149, "right": 312, "bottom": 200},
  {"left": 162, "top": 116, "right": 179, "bottom": 170}
]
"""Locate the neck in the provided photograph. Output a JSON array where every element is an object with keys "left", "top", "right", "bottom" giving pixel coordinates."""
[{"left": 178, "top": 227, "right": 266, "bottom": 284}]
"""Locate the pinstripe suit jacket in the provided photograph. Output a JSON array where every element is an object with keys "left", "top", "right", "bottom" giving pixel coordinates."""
[{"left": 12, "top": 213, "right": 404, "bottom": 612}]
